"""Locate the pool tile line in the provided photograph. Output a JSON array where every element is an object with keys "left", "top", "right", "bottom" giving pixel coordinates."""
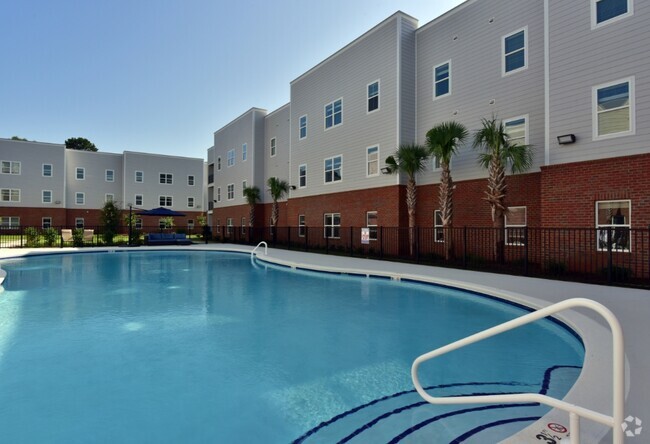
[{"left": 449, "top": 416, "right": 543, "bottom": 443}]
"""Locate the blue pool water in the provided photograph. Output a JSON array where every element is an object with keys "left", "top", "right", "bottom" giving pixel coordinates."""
[{"left": 0, "top": 251, "right": 584, "bottom": 443}]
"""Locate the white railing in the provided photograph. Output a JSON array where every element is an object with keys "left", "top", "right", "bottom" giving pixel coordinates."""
[
  {"left": 251, "top": 241, "right": 268, "bottom": 260},
  {"left": 411, "top": 298, "right": 624, "bottom": 444}
]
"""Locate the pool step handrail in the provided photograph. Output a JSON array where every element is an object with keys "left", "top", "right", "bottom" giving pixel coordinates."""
[
  {"left": 411, "top": 297, "right": 624, "bottom": 444},
  {"left": 251, "top": 241, "right": 268, "bottom": 259}
]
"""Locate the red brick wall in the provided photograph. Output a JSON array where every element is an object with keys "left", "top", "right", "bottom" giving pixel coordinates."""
[
  {"left": 541, "top": 153, "right": 650, "bottom": 228},
  {"left": 0, "top": 207, "right": 67, "bottom": 227}
]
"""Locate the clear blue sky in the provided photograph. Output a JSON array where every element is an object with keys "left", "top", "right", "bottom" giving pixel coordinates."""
[{"left": 1, "top": 0, "right": 465, "bottom": 159}]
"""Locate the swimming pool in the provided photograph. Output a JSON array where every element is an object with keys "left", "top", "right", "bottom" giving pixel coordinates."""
[{"left": 0, "top": 251, "right": 584, "bottom": 443}]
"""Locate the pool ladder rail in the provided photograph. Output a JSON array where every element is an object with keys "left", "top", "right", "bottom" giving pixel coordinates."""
[
  {"left": 251, "top": 241, "right": 268, "bottom": 260},
  {"left": 412, "top": 298, "right": 624, "bottom": 444}
]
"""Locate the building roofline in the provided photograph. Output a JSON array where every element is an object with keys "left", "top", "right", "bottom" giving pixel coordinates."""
[
  {"left": 266, "top": 102, "right": 291, "bottom": 119},
  {"left": 123, "top": 151, "right": 204, "bottom": 162},
  {"left": 213, "top": 107, "right": 268, "bottom": 136},
  {"left": 0, "top": 138, "right": 64, "bottom": 148},
  {"left": 416, "top": 0, "right": 478, "bottom": 35},
  {"left": 65, "top": 149, "right": 123, "bottom": 158},
  {"left": 290, "top": 11, "right": 418, "bottom": 85}
]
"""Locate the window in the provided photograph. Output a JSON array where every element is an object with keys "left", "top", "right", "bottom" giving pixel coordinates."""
[
  {"left": 0, "top": 217, "right": 20, "bottom": 228},
  {"left": 159, "top": 173, "right": 173, "bottom": 184},
  {"left": 75, "top": 218, "right": 84, "bottom": 229},
  {"left": 433, "top": 62, "right": 451, "bottom": 99},
  {"left": 75, "top": 192, "right": 85, "bottom": 205},
  {"left": 366, "top": 211, "right": 378, "bottom": 241},
  {"left": 1, "top": 161, "right": 20, "bottom": 175},
  {"left": 324, "top": 213, "right": 341, "bottom": 239},
  {"left": 298, "top": 215, "right": 306, "bottom": 237},
  {"left": 43, "top": 164, "right": 52, "bottom": 177},
  {"left": 299, "top": 115, "right": 308, "bottom": 139},
  {"left": 226, "top": 218, "right": 233, "bottom": 235},
  {"left": 299, "top": 164, "right": 307, "bottom": 188},
  {"left": 227, "top": 184, "right": 234, "bottom": 200},
  {"left": 324, "top": 155, "right": 342, "bottom": 183},
  {"left": 505, "top": 206, "right": 527, "bottom": 246},
  {"left": 216, "top": 219, "right": 221, "bottom": 234},
  {"left": 1, "top": 189, "right": 20, "bottom": 202},
  {"left": 504, "top": 116, "right": 528, "bottom": 146},
  {"left": 106, "top": 169, "right": 114, "bottom": 182},
  {"left": 592, "top": 0, "right": 632, "bottom": 28},
  {"left": 227, "top": 149, "right": 235, "bottom": 167},
  {"left": 432, "top": 156, "right": 442, "bottom": 171},
  {"left": 135, "top": 194, "right": 143, "bottom": 206},
  {"left": 596, "top": 200, "right": 631, "bottom": 251},
  {"left": 135, "top": 171, "right": 143, "bottom": 182},
  {"left": 42, "top": 217, "right": 52, "bottom": 229},
  {"left": 188, "top": 197, "right": 195, "bottom": 208},
  {"left": 593, "top": 78, "right": 634, "bottom": 140},
  {"left": 270, "top": 138, "right": 276, "bottom": 157},
  {"left": 135, "top": 218, "right": 143, "bottom": 230},
  {"left": 242, "top": 180, "right": 247, "bottom": 197},
  {"left": 503, "top": 28, "right": 527, "bottom": 75},
  {"left": 217, "top": 157, "right": 222, "bottom": 170},
  {"left": 367, "top": 146, "right": 379, "bottom": 177},
  {"left": 434, "top": 210, "right": 444, "bottom": 243},
  {"left": 187, "top": 219, "right": 194, "bottom": 230},
  {"left": 76, "top": 167, "right": 85, "bottom": 180},
  {"left": 159, "top": 196, "right": 172, "bottom": 207},
  {"left": 105, "top": 194, "right": 114, "bottom": 203},
  {"left": 188, "top": 175, "right": 195, "bottom": 186},
  {"left": 42, "top": 190, "right": 52, "bottom": 204},
  {"left": 217, "top": 187, "right": 221, "bottom": 202},
  {"left": 241, "top": 217, "right": 246, "bottom": 235},
  {"left": 242, "top": 143, "right": 247, "bottom": 161},
  {"left": 368, "top": 80, "right": 379, "bottom": 112},
  {"left": 325, "top": 99, "right": 343, "bottom": 129},
  {"left": 159, "top": 218, "right": 173, "bottom": 229}
]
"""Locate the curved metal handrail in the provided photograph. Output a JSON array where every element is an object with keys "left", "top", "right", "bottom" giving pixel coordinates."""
[
  {"left": 411, "top": 298, "right": 624, "bottom": 444},
  {"left": 251, "top": 241, "right": 268, "bottom": 260}
]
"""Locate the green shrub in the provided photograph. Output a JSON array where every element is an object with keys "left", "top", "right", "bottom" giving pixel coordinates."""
[
  {"left": 24, "top": 227, "right": 40, "bottom": 247},
  {"left": 73, "top": 228, "right": 85, "bottom": 247},
  {"left": 43, "top": 227, "right": 58, "bottom": 247}
]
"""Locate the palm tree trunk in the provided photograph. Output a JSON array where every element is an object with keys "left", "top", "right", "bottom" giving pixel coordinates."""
[
  {"left": 439, "top": 162, "right": 454, "bottom": 260},
  {"left": 407, "top": 178, "right": 417, "bottom": 256},
  {"left": 271, "top": 202, "right": 278, "bottom": 227},
  {"left": 249, "top": 205, "right": 255, "bottom": 228},
  {"left": 485, "top": 156, "right": 507, "bottom": 262}
]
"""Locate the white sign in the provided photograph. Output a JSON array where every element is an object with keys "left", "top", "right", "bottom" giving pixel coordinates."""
[{"left": 361, "top": 227, "right": 370, "bottom": 244}]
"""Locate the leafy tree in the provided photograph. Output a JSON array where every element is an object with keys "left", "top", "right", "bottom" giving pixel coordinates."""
[
  {"left": 473, "top": 117, "right": 533, "bottom": 262},
  {"left": 243, "top": 186, "right": 261, "bottom": 228},
  {"left": 426, "top": 121, "right": 468, "bottom": 260},
  {"left": 384, "top": 143, "right": 430, "bottom": 256},
  {"left": 267, "top": 177, "right": 289, "bottom": 228},
  {"left": 11, "top": 136, "right": 28, "bottom": 141},
  {"left": 65, "top": 137, "right": 98, "bottom": 152},
  {"left": 100, "top": 200, "right": 121, "bottom": 244}
]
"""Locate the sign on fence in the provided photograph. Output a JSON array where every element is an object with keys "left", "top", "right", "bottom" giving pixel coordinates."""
[{"left": 361, "top": 227, "right": 370, "bottom": 244}]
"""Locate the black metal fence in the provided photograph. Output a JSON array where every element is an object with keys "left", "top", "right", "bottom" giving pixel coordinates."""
[{"left": 2, "top": 224, "right": 649, "bottom": 288}]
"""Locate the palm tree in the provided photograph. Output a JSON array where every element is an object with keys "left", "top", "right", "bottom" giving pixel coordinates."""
[
  {"left": 473, "top": 117, "right": 533, "bottom": 262},
  {"left": 242, "top": 185, "right": 261, "bottom": 228},
  {"left": 384, "top": 143, "right": 430, "bottom": 256},
  {"left": 426, "top": 121, "right": 468, "bottom": 260},
  {"left": 267, "top": 177, "right": 289, "bottom": 228}
]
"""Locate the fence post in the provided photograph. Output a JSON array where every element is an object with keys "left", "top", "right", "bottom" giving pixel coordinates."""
[
  {"left": 325, "top": 230, "right": 329, "bottom": 254},
  {"left": 350, "top": 226, "right": 353, "bottom": 256},
  {"left": 20, "top": 226, "right": 24, "bottom": 248},
  {"left": 416, "top": 226, "right": 420, "bottom": 263},
  {"left": 524, "top": 226, "right": 529, "bottom": 276},
  {"left": 607, "top": 226, "right": 613, "bottom": 284},
  {"left": 463, "top": 226, "right": 468, "bottom": 268},
  {"left": 305, "top": 227, "right": 309, "bottom": 252},
  {"left": 380, "top": 226, "right": 384, "bottom": 259},
  {"left": 287, "top": 226, "right": 291, "bottom": 250}
]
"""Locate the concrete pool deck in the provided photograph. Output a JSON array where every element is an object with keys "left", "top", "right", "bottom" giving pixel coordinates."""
[{"left": 0, "top": 244, "right": 647, "bottom": 442}]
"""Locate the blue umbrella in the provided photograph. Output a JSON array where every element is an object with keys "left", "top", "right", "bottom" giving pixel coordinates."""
[{"left": 136, "top": 207, "right": 186, "bottom": 217}]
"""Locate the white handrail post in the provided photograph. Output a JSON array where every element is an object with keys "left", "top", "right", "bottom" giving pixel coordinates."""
[
  {"left": 251, "top": 241, "right": 268, "bottom": 260},
  {"left": 570, "top": 412, "right": 580, "bottom": 444}
]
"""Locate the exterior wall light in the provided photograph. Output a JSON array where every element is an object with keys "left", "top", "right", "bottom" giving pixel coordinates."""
[
  {"left": 380, "top": 167, "right": 391, "bottom": 174},
  {"left": 290, "top": 185, "right": 297, "bottom": 190},
  {"left": 557, "top": 134, "right": 576, "bottom": 145}
]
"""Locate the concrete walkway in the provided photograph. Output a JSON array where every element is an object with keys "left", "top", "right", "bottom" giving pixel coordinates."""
[{"left": 1, "top": 244, "right": 647, "bottom": 442}]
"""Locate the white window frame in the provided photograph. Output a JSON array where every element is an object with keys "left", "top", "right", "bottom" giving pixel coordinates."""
[
  {"left": 591, "top": 0, "right": 633, "bottom": 29},
  {"left": 366, "top": 146, "right": 379, "bottom": 177},
  {"left": 217, "top": 157, "right": 222, "bottom": 171},
  {"left": 241, "top": 217, "right": 246, "bottom": 235},
  {"left": 42, "top": 190, "right": 52, "bottom": 204},
  {"left": 270, "top": 138, "right": 276, "bottom": 157},
  {"left": 367, "top": 80, "right": 380, "bottom": 113},
  {"left": 217, "top": 187, "right": 221, "bottom": 202},
  {"left": 502, "top": 27, "right": 528, "bottom": 77},
  {"left": 227, "top": 183, "right": 234, "bottom": 200},
  {"left": 188, "top": 175, "right": 195, "bottom": 186},
  {"left": 0, "top": 216, "right": 20, "bottom": 228},
  {"left": 42, "top": 164, "right": 53, "bottom": 177},
  {"left": 159, "top": 173, "right": 173, "bottom": 184},
  {"left": 76, "top": 167, "right": 85, "bottom": 180},
  {"left": 299, "top": 115, "right": 308, "bottom": 140},
  {"left": 159, "top": 195, "right": 173, "bottom": 207},
  {"left": 323, "top": 213, "right": 341, "bottom": 239},
  {"left": 226, "top": 218, "right": 233, "bottom": 235},
  {"left": 299, "top": 164, "right": 307, "bottom": 188},
  {"left": 75, "top": 218, "right": 85, "bottom": 229},
  {"left": 242, "top": 180, "right": 247, "bottom": 197},
  {"left": 105, "top": 169, "right": 114, "bottom": 182},
  {"left": 135, "top": 194, "right": 143, "bottom": 206},
  {"left": 298, "top": 214, "right": 306, "bottom": 237},
  {"left": 1, "top": 189, "right": 20, "bottom": 202},
  {"left": 75, "top": 192, "right": 85, "bottom": 205},
  {"left": 105, "top": 194, "right": 114, "bottom": 203},
  {"left": 227, "top": 149, "right": 235, "bottom": 167},
  {"left": 187, "top": 197, "right": 195, "bottom": 208},
  {"left": 434, "top": 210, "right": 444, "bottom": 243},
  {"left": 242, "top": 143, "right": 247, "bottom": 161},
  {"left": 596, "top": 199, "right": 631, "bottom": 252},
  {"left": 433, "top": 61, "right": 451, "bottom": 100},
  {"left": 1, "top": 160, "right": 21, "bottom": 175},
  {"left": 366, "top": 211, "right": 378, "bottom": 241},
  {"left": 324, "top": 155, "right": 342, "bottom": 184},
  {"left": 503, "top": 115, "right": 529, "bottom": 146},
  {"left": 592, "top": 77, "right": 635, "bottom": 141},
  {"left": 324, "top": 98, "right": 343, "bottom": 130},
  {"left": 187, "top": 219, "right": 195, "bottom": 230},
  {"left": 135, "top": 218, "right": 143, "bottom": 230},
  {"left": 505, "top": 206, "right": 527, "bottom": 246},
  {"left": 432, "top": 155, "right": 442, "bottom": 172},
  {"left": 135, "top": 171, "right": 143, "bottom": 183},
  {"left": 42, "top": 217, "right": 52, "bottom": 229}
]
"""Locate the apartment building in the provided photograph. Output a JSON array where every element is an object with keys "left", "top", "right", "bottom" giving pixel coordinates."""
[
  {"left": 0, "top": 138, "right": 206, "bottom": 229},
  {"left": 207, "top": 0, "right": 649, "bottom": 241}
]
